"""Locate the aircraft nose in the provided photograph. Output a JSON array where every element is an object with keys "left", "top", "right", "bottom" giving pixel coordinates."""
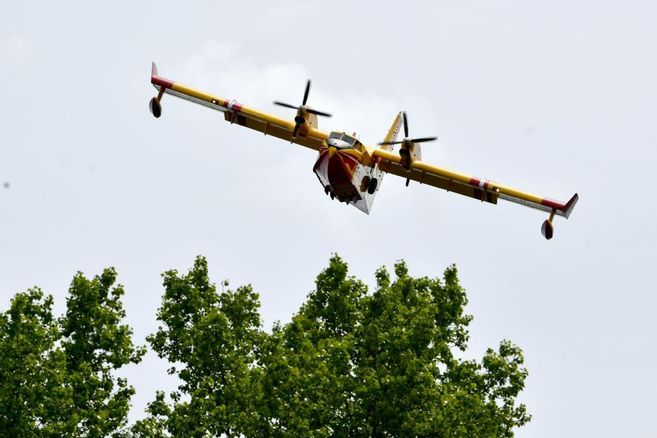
[{"left": 328, "top": 146, "right": 337, "bottom": 158}]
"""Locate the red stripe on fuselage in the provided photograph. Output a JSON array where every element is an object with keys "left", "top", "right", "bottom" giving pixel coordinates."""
[
  {"left": 328, "top": 153, "right": 355, "bottom": 186},
  {"left": 338, "top": 152, "right": 359, "bottom": 173},
  {"left": 314, "top": 148, "right": 359, "bottom": 187}
]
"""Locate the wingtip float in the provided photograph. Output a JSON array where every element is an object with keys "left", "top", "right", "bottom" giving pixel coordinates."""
[{"left": 149, "top": 62, "right": 578, "bottom": 240}]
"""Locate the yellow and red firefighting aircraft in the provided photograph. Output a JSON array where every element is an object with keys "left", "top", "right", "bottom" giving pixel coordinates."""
[{"left": 148, "top": 63, "right": 578, "bottom": 239}]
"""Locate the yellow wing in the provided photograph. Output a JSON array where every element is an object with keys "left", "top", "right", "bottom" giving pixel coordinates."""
[
  {"left": 371, "top": 147, "right": 578, "bottom": 218},
  {"left": 149, "top": 63, "right": 328, "bottom": 151}
]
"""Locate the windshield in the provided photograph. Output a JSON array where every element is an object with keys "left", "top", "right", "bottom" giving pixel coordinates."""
[
  {"left": 329, "top": 132, "right": 356, "bottom": 143},
  {"left": 327, "top": 132, "right": 361, "bottom": 150},
  {"left": 342, "top": 135, "right": 356, "bottom": 145}
]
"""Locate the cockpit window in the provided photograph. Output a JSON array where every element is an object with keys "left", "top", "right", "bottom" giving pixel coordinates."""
[
  {"left": 327, "top": 132, "right": 362, "bottom": 151},
  {"left": 342, "top": 135, "right": 356, "bottom": 145}
]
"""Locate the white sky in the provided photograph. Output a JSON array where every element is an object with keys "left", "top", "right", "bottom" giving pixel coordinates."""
[{"left": 1, "top": 1, "right": 656, "bottom": 436}]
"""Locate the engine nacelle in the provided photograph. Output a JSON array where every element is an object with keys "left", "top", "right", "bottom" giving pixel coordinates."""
[
  {"left": 399, "top": 142, "right": 422, "bottom": 169},
  {"left": 293, "top": 109, "right": 319, "bottom": 137},
  {"left": 306, "top": 111, "right": 318, "bottom": 129}
]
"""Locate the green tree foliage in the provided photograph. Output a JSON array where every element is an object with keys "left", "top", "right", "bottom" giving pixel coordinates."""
[
  {"left": 136, "top": 258, "right": 264, "bottom": 437},
  {"left": 136, "top": 256, "right": 530, "bottom": 437},
  {"left": 0, "top": 269, "right": 144, "bottom": 437},
  {"left": 0, "top": 288, "right": 66, "bottom": 435}
]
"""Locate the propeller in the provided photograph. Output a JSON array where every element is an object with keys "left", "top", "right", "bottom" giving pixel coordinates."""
[
  {"left": 379, "top": 111, "right": 438, "bottom": 183},
  {"left": 378, "top": 111, "right": 437, "bottom": 146},
  {"left": 273, "top": 80, "right": 332, "bottom": 117}
]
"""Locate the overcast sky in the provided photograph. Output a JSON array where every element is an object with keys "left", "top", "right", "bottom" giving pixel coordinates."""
[{"left": 1, "top": 1, "right": 656, "bottom": 436}]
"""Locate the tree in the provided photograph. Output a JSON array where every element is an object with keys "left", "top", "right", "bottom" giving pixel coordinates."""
[
  {"left": 138, "top": 257, "right": 264, "bottom": 437},
  {"left": 136, "top": 256, "right": 530, "bottom": 437},
  {"left": 0, "top": 268, "right": 145, "bottom": 436},
  {"left": 0, "top": 288, "right": 67, "bottom": 435},
  {"left": 58, "top": 268, "right": 146, "bottom": 436}
]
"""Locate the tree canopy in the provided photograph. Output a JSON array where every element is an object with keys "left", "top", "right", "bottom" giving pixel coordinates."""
[
  {"left": 0, "top": 269, "right": 145, "bottom": 437},
  {"left": 134, "top": 255, "right": 530, "bottom": 437},
  {"left": 1, "top": 256, "right": 530, "bottom": 436}
]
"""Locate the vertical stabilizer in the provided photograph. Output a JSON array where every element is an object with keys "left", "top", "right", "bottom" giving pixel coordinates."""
[
  {"left": 380, "top": 112, "right": 403, "bottom": 151},
  {"left": 356, "top": 112, "right": 404, "bottom": 214}
]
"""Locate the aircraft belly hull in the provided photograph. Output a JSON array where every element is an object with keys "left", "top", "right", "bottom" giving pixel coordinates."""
[{"left": 313, "top": 148, "right": 374, "bottom": 214}]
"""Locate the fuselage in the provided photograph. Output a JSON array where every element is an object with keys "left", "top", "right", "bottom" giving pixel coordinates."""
[{"left": 313, "top": 131, "right": 385, "bottom": 214}]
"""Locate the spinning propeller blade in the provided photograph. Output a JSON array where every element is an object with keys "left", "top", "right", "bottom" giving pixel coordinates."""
[
  {"left": 403, "top": 111, "right": 409, "bottom": 138},
  {"left": 410, "top": 136, "right": 437, "bottom": 143},
  {"left": 273, "top": 101, "right": 299, "bottom": 110},
  {"left": 303, "top": 80, "right": 311, "bottom": 105},
  {"left": 273, "top": 79, "right": 332, "bottom": 118},
  {"left": 307, "top": 108, "right": 332, "bottom": 117}
]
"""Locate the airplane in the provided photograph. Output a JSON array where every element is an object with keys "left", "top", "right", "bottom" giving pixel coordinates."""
[{"left": 148, "top": 63, "right": 578, "bottom": 239}]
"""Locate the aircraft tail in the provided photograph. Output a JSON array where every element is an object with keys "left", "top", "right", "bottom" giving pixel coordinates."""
[
  {"left": 358, "top": 112, "right": 404, "bottom": 213},
  {"left": 380, "top": 112, "right": 403, "bottom": 151}
]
